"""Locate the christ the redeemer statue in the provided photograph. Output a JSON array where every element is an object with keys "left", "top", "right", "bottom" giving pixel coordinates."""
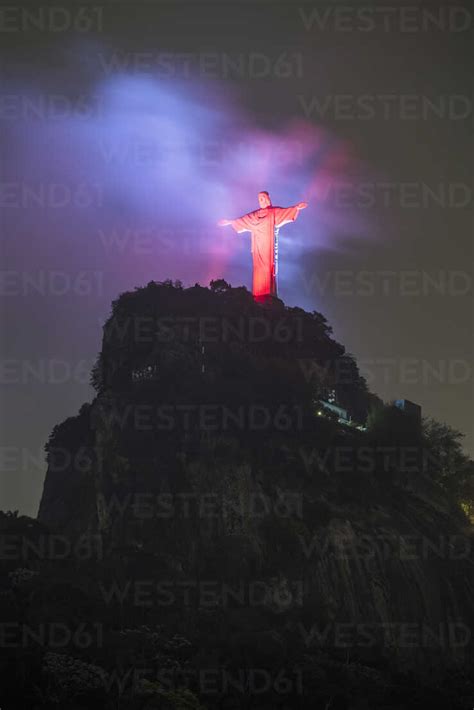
[{"left": 218, "top": 191, "right": 308, "bottom": 300}]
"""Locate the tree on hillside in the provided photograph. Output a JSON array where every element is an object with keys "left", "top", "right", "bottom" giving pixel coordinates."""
[{"left": 422, "top": 417, "right": 474, "bottom": 517}]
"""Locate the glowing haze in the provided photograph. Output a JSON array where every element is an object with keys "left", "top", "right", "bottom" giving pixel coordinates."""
[{"left": 3, "top": 67, "right": 372, "bottom": 311}]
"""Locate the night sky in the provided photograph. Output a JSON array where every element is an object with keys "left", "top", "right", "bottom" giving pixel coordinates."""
[{"left": 1, "top": 0, "right": 472, "bottom": 516}]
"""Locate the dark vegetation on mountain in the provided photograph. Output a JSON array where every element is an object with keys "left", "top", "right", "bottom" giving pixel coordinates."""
[{"left": 1, "top": 280, "right": 473, "bottom": 709}]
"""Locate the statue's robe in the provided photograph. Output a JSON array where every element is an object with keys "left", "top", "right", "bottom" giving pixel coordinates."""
[{"left": 231, "top": 205, "right": 300, "bottom": 299}]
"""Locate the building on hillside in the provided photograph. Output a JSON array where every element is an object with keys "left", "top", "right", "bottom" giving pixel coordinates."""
[
  {"left": 394, "top": 399, "right": 422, "bottom": 424},
  {"left": 321, "top": 400, "right": 350, "bottom": 423}
]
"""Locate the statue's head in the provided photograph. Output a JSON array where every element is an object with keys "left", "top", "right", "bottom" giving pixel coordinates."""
[{"left": 258, "top": 191, "right": 271, "bottom": 208}]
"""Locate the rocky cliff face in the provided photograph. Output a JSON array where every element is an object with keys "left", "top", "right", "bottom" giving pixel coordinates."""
[{"left": 32, "top": 280, "right": 474, "bottom": 708}]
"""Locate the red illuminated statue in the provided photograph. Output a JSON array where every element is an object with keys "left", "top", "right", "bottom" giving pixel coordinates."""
[{"left": 218, "top": 191, "right": 308, "bottom": 300}]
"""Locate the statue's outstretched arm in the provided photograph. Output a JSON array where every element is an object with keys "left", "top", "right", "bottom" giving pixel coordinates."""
[
  {"left": 217, "top": 211, "right": 257, "bottom": 233},
  {"left": 274, "top": 201, "right": 308, "bottom": 228}
]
